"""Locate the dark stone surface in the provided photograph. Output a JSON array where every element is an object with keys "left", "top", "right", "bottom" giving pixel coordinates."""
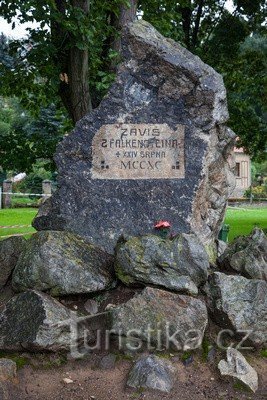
[
  {"left": 218, "top": 228, "right": 267, "bottom": 280},
  {"left": 0, "top": 358, "right": 17, "bottom": 381},
  {"left": 111, "top": 286, "right": 208, "bottom": 350},
  {"left": 33, "top": 20, "right": 235, "bottom": 254},
  {"left": 205, "top": 272, "right": 267, "bottom": 347},
  {"left": 114, "top": 233, "right": 209, "bottom": 295},
  {"left": 0, "top": 381, "right": 22, "bottom": 400},
  {"left": 98, "top": 354, "right": 116, "bottom": 370},
  {"left": 12, "top": 231, "right": 115, "bottom": 296},
  {"left": 0, "top": 290, "right": 74, "bottom": 352},
  {"left": 127, "top": 355, "right": 176, "bottom": 392},
  {"left": 0, "top": 237, "right": 26, "bottom": 289}
]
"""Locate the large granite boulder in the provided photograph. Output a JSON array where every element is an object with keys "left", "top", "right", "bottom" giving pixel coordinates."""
[
  {"left": 0, "top": 290, "right": 76, "bottom": 352},
  {"left": 115, "top": 233, "right": 209, "bottom": 295},
  {"left": 12, "top": 231, "right": 115, "bottom": 296},
  {"left": 218, "top": 228, "right": 267, "bottom": 280},
  {"left": 0, "top": 237, "right": 26, "bottom": 289},
  {"left": 33, "top": 20, "right": 235, "bottom": 254},
  {"left": 111, "top": 287, "right": 208, "bottom": 350},
  {"left": 127, "top": 355, "right": 176, "bottom": 393},
  {"left": 206, "top": 272, "right": 267, "bottom": 346},
  {"left": 218, "top": 348, "right": 258, "bottom": 393}
]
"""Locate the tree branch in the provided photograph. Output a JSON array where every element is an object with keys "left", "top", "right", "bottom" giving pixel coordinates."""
[{"left": 191, "top": 0, "right": 204, "bottom": 49}]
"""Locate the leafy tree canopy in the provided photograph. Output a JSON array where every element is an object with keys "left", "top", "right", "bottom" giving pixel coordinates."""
[
  {"left": 0, "top": 97, "right": 66, "bottom": 172},
  {"left": 0, "top": 0, "right": 266, "bottom": 160}
]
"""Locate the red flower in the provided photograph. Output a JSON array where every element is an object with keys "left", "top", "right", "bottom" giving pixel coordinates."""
[{"left": 154, "top": 220, "right": 171, "bottom": 229}]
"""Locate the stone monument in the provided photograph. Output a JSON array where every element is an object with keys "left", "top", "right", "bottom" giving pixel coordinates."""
[{"left": 33, "top": 20, "right": 235, "bottom": 254}]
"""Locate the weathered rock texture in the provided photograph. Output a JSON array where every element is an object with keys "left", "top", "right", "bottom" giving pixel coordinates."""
[
  {"left": 12, "top": 231, "right": 115, "bottom": 296},
  {"left": 0, "top": 290, "right": 75, "bottom": 352},
  {"left": 127, "top": 355, "right": 176, "bottom": 392},
  {"left": 0, "top": 359, "right": 17, "bottom": 382},
  {"left": 0, "top": 237, "right": 26, "bottom": 289},
  {"left": 0, "top": 358, "right": 20, "bottom": 400},
  {"left": 111, "top": 287, "right": 208, "bottom": 350},
  {"left": 33, "top": 20, "right": 235, "bottom": 254},
  {"left": 206, "top": 272, "right": 267, "bottom": 346},
  {"left": 218, "top": 348, "right": 258, "bottom": 393},
  {"left": 115, "top": 233, "right": 209, "bottom": 295},
  {"left": 218, "top": 228, "right": 267, "bottom": 280}
]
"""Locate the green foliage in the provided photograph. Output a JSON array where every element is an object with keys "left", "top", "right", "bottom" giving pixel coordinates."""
[
  {"left": 41, "top": 354, "right": 68, "bottom": 369},
  {"left": 202, "top": 12, "right": 267, "bottom": 161},
  {"left": 143, "top": 2, "right": 267, "bottom": 160},
  {"left": 0, "top": 354, "right": 29, "bottom": 369},
  {"left": 203, "top": 13, "right": 250, "bottom": 65},
  {"left": 233, "top": 380, "right": 251, "bottom": 392},
  {"left": 140, "top": 0, "right": 184, "bottom": 42},
  {"left": 251, "top": 160, "right": 267, "bottom": 183},
  {"left": 15, "top": 160, "right": 53, "bottom": 195},
  {"left": 244, "top": 185, "right": 267, "bottom": 199},
  {"left": 260, "top": 349, "right": 267, "bottom": 358},
  {"left": 11, "top": 356, "right": 29, "bottom": 369},
  {"left": 201, "top": 337, "right": 211, "bottom": 362},
  {"left": 114, "top": 352, "right": 133, "bottom": 362},
  {"left": 0, "top": 1, "right": 124, "bottom": 113},
  {"left": 0, "top": 0, "right": 266, "bottom": 160},
  {"left": 181, "top": 350, "right": 192, "bottom": 362},
  {"left": 0, "top": 97, "right": 67, "bottom": 172},
  {"left": 0, "top": 168, "right": 6, "bottom": 185},
  {"left": 11, "top": 196, "right": 38, "bottom": 208},
  {"left": 225, "top": 35, "right": 267, "bottom": 161},
  {"left": 18, "top": 175, "right": 43, "bottom": 195}
]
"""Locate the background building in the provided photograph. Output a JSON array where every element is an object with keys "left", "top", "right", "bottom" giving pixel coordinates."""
[{"left": 231, "top": 146, "right": 251, "bottom": 198}]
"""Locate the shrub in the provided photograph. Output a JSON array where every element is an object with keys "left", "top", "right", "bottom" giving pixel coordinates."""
[{"left": 244, "top": 185, "right": 267, "bottom": 199}]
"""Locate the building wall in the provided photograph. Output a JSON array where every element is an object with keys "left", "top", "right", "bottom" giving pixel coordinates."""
[{"left": 231, "top": 152, "right": 251, "bottom": 198}]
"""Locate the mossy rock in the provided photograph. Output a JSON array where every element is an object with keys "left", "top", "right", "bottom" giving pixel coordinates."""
[
  {"left": 12, "top": 231, "right": 115, "bottom": 296},
  {"left": 114, "top": 233, "right": 209, "bottom": 295}
]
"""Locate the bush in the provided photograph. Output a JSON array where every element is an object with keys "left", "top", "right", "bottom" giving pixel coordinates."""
[
  {"left": 18, "top": 174, "right": 43, "bottom": 195},
  {"left": 14, "top": 160, "right": 53, "bottom": 196},
  {"left": 244, "top": 185, "right": 267, "bottom": 199}
]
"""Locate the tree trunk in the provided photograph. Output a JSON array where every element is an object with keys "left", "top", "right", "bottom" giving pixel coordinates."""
[
  {"left": 68, "top": 45, "right": 92, "bottom": 123},
  {"left": 112, "top": 0, "right": 138, "bottom": 57},
  {"left": 51, "top": 0, "right": 92, "bottom": 124},
  {"left": 179, "top": 1, "right": 192, "bottom": 49},
  {"left": 52, "top": 0, "right": 137, "bottom": 122},
  {"left": 119, "top": 0, "right": 138, "bottom": 27},
  {"left": 191, "top": 0, "right": 204, "bottom": 50},
  {"left": 67, "top": 0, "right": 92, "bottom": 123}
]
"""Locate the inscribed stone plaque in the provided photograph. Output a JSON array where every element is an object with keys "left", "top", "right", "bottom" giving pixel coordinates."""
[{"left": 91, "top": 123, "right": 185, "bottom": 179}]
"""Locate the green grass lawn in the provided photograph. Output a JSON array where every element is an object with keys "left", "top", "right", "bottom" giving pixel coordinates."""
[
  {"left": 11, "top": 196, "right": 39, "bottom": 207},
  {"left": 0, "top": 206, "right": 266, "bottom": 242},
  {"left": 0, "top": 208, "right": 37, "bottom": 239},
  {"left": 225, "top": 207, "right": 267, "bottom": 242}
]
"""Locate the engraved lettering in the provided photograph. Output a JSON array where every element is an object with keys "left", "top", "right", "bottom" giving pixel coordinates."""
[
  {"left": 92, "top": 124, "right": 185, "bottom": 180},
  {"left": 120, "top": 128, "right": 128, "bottom": 139}
]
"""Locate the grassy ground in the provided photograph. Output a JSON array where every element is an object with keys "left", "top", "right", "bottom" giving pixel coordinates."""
[
  {"left": 11, "top": 196, "right": 39, "bottom": 207},
  {"left": 0, "top": 208, "right": 37, "bottom": 239},
  {"left": 224, "top": 207, "right": 267, "bottom": 241},
  {"left": 0, "top": 206, "right": 266, "bottom": 242}
]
